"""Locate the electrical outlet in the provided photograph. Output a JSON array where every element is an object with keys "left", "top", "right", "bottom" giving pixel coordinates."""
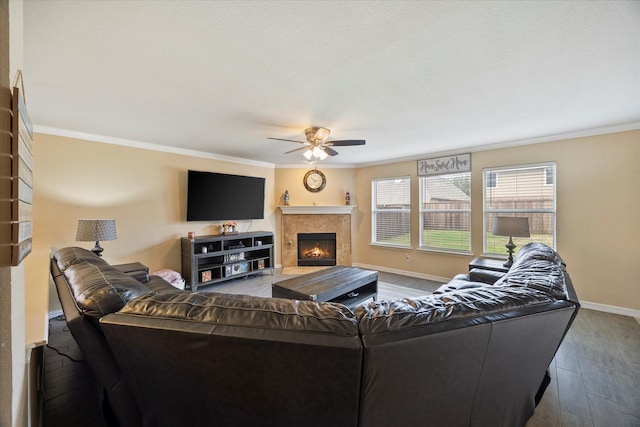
[{"left": 405, "top": 254, "right": 411, "bottom": 262}]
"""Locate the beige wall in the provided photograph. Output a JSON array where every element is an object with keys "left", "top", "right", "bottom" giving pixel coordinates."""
[
  {"left": 28, "top": 130, "right": 639, "bottom": 322},
  {"left": 354, "top": 130, "right": 640, "bottom": 312},
  {"left": 28, "top": 133, "right": 277, "bottom": 314},
  {"left": 274, "top": 167, "right": 356, "bottom": 207},
  {"left": 25, "top": 131, "right": 640, "bottom": 326},
  {"left": 273, "top": 167, "right": 357, "bottom": 259}
]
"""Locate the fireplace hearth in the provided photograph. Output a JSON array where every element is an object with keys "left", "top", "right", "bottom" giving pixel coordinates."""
[{"left": 297, "top": 233, "right": 337, "bottom": 267}]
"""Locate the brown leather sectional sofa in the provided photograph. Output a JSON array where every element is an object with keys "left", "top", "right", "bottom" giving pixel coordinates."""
[{"left": 51, "top": 242, "right": 579, "bottom": 427}]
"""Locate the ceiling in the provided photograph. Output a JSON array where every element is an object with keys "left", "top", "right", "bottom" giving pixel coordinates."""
[{"left": 23, "top": 1, "right": 640, "bottom": 167}]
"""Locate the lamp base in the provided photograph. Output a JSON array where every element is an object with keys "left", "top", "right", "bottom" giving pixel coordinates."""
[
  {"left": 503, "top": 237, "right": 516, "bottom": 268},
  {"left": 91, "top": 241, "right": 104, "bottom": 257}
]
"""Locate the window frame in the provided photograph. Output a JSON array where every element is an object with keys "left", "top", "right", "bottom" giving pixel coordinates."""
[
  {"left": 483, "top": 162, "right": 557, "bottom": 255},
  {"left": 418, "top": 171, "right": 471, "bottom": 254},
  {"left": 486, "top": 171, "right": 497, "bottom": 188},
  {"left": 371, "top": 176, "right": 412, "bottom": 248}
]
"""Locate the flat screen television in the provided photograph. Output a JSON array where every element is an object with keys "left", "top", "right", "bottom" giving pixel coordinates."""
[{"left": 186, "top": 170, "right": 265, "bottom": 221}]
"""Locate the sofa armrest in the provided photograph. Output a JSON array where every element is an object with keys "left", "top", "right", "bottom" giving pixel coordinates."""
[{"left": 468, "top": 268, "right": 506, "bottom": 285}]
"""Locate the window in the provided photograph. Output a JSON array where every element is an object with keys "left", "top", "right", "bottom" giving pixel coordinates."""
[
  {"left": 419, "top": 172, "right": 471, "bottom": 252},
  {"left": 483, "top": 163, "right": 556, "bottom": 255},
  {"left": 371, "top": 177, "right": 411, "bottom": 247}
]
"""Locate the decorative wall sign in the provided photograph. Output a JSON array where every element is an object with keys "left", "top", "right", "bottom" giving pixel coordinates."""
[
  {"left": 417, "top": 153, "right": 471, "bottom": 176},
  {"left": 11, "top": 86, "right": 33, "bottom": 266}
]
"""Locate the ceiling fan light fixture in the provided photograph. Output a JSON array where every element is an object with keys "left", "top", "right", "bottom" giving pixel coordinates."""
[
  {"left": 303, "top": 149, "right": 313, "bottom": 160},
  {"left": 305, "top": 127, "right": 331, "bottom": 143},
  {"left": 271, "top": 126, "right": 365, "bottom": 161},
  {"left": 314, "top": 127, "right": 330, "bottom": 142}
]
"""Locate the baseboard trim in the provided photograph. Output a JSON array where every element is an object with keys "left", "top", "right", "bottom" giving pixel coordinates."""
[
  {"left": 580, "top": 301, "right": 640, "bottom": 319},
  {"left": 353, "top": 263, "right": 449, "bottom": 284}
]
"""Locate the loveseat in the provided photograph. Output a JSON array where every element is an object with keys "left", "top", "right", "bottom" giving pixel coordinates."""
[{"left": 51, "top": 243, "right": 579, "bottom": 427}]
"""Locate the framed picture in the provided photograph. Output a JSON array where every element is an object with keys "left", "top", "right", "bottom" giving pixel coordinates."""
[
  {"left": 201, "top": 270, "right": 212, "bottom": 282},
  {"left": 257, "top": 259, "right": 265, "bottom": 270}
]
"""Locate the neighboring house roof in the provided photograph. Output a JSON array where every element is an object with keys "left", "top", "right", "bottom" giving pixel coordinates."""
[{"left": 425, "top": 177, "right": 470, "bottom": 202}]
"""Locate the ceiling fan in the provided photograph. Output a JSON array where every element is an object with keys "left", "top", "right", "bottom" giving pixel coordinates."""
[{"left": 268, "top": 127, "right": 365, "bottom": 161}]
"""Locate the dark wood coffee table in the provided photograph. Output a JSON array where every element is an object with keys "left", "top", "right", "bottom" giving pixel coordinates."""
[{"left": 272, "top": 265, "right": 378, "bottom": 309}]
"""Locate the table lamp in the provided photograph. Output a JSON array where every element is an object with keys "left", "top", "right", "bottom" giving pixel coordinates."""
[
  {"left": 76, "top": 219, "right": 117, "bottom": 257},
  {"left": 492, "top": 216, "right": 530, "bottom": 268}
]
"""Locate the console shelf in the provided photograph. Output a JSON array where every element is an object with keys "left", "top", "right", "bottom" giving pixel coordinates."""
[{"left": 181, "top": 231, "right": 274, "bottom": 291}]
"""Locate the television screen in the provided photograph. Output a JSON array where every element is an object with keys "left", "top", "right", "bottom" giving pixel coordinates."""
[{"left": 187, "top": 170, "right": 265, "bottom": 221}]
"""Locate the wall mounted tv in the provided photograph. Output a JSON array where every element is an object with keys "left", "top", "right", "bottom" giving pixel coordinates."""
[{"left": 186, "top": 170, "right": 265, "bottom": 221}]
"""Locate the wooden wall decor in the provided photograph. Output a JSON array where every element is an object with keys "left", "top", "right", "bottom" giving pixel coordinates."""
[{"left": 11, "top": 86, "right": 33, "bottom": 265}]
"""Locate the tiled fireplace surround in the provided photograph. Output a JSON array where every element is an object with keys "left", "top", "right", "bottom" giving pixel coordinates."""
[{"left": 279, "top": 206, "right": 355, "bottom": 268}]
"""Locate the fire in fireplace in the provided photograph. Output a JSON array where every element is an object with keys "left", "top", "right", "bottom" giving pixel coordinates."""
[{"left": 297, "top": 233, "right": 337, "bottom": 267}]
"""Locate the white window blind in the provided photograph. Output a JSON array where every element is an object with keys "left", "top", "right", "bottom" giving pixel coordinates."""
[
  {"left": 419, "top": 172, "right": 471, "bottom": 252},
  {"left": 371, "top": 177, "right": 411, "bottom": 247},
  {"left": 483, "top": 163, "right": 556, "bottom": 255}
]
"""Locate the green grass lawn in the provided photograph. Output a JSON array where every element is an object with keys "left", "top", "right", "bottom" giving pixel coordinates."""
[
  {"left": 421, "top": 229, "right": 470, "bottom": 251},
  {"left": 377, "top": 229, "right": 553, "bottom": 253}
]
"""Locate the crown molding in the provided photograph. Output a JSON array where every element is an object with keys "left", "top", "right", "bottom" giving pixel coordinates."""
[
  {"left": 34, "top": 125, "right": 276, "bottom": 169},
  {"left": 358, "top": 121, "right": 640, "bottom": 168}
]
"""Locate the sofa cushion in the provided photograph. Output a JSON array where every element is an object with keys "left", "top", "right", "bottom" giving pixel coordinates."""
[
  {"left": 433, "top": 274, "right": 486, "bottom": 294},
  {"left": 357, "top": 286, "right": 556, "bottom": 336},
  {"left": 119, "top": 291, "right": 359, "bottom": 336},
  {"left": 468, "top": 268, "right": 506, "bottom": 285},
  {"left": 53, "top": 247, "right": 150, "bottom": 318},
  {"left": 54, "top": 246, "right": 110, "bottom": 270},
  {"left": 511, "top": 242, "right": 564, "bottom": 267},
  {"left": 493, "top": 243, "right": 568, "bottom": 299}
]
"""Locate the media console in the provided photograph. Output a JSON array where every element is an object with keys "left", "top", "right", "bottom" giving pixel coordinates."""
[{"left": 181, "top": 231, "right": 274, "bottom": 291}]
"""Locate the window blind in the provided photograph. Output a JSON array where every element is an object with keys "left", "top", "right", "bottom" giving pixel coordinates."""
[
  {"left": 419, "top": 172, "right": 471, "bottom": 252},
  {"left": 371, "top": 177, "right": 411, "bottom": 247},
  {"left": 484, "top": 163, "right": 556, "bottom": 254}
]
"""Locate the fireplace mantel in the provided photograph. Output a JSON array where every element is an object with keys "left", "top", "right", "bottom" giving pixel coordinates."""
[{"left": 278, "top": 205, "right": 356, "bottom": 215}]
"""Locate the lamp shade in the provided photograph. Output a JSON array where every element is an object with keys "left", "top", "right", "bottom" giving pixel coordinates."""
[
  {"left": 493, "top": 217, "right": 530, "bottom": 238},
  {"left": 76, "top": 219, "right": 117, "bottom": 242}
]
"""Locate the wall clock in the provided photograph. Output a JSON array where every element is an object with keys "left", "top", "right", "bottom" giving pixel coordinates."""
[{"left": 303, "top": 169, "right": 326, "bottom": 193}]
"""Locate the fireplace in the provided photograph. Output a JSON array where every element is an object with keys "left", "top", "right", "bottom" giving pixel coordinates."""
[
  {"left": 280, "top": 205, "right": 354, "bottom": 268},
  {"left": 297, "top": 233, "right": 337, "bottom": 267}
]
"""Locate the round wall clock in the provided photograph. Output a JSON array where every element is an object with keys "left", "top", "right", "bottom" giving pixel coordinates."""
[{"left": 303, "top": 169, "right": 326, "bottom": 192}]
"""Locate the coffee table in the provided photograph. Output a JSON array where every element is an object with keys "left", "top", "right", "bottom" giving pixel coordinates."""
[{"left": 272, "top": 265, "right": 378, "bottom": 309}]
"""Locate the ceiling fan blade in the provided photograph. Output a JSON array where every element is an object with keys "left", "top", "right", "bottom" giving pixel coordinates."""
[
  {"left": 327, "top": 140, "right": 366, "bottom": 146},
  {"left": 284, "top": 146, "right": 309, "bottom": 154},
  {"left": 324, "top": 146, "right": 339, "bottom": 156},
  {"left": 268, "top": 137, "right": 307, "bottom": 144}
]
